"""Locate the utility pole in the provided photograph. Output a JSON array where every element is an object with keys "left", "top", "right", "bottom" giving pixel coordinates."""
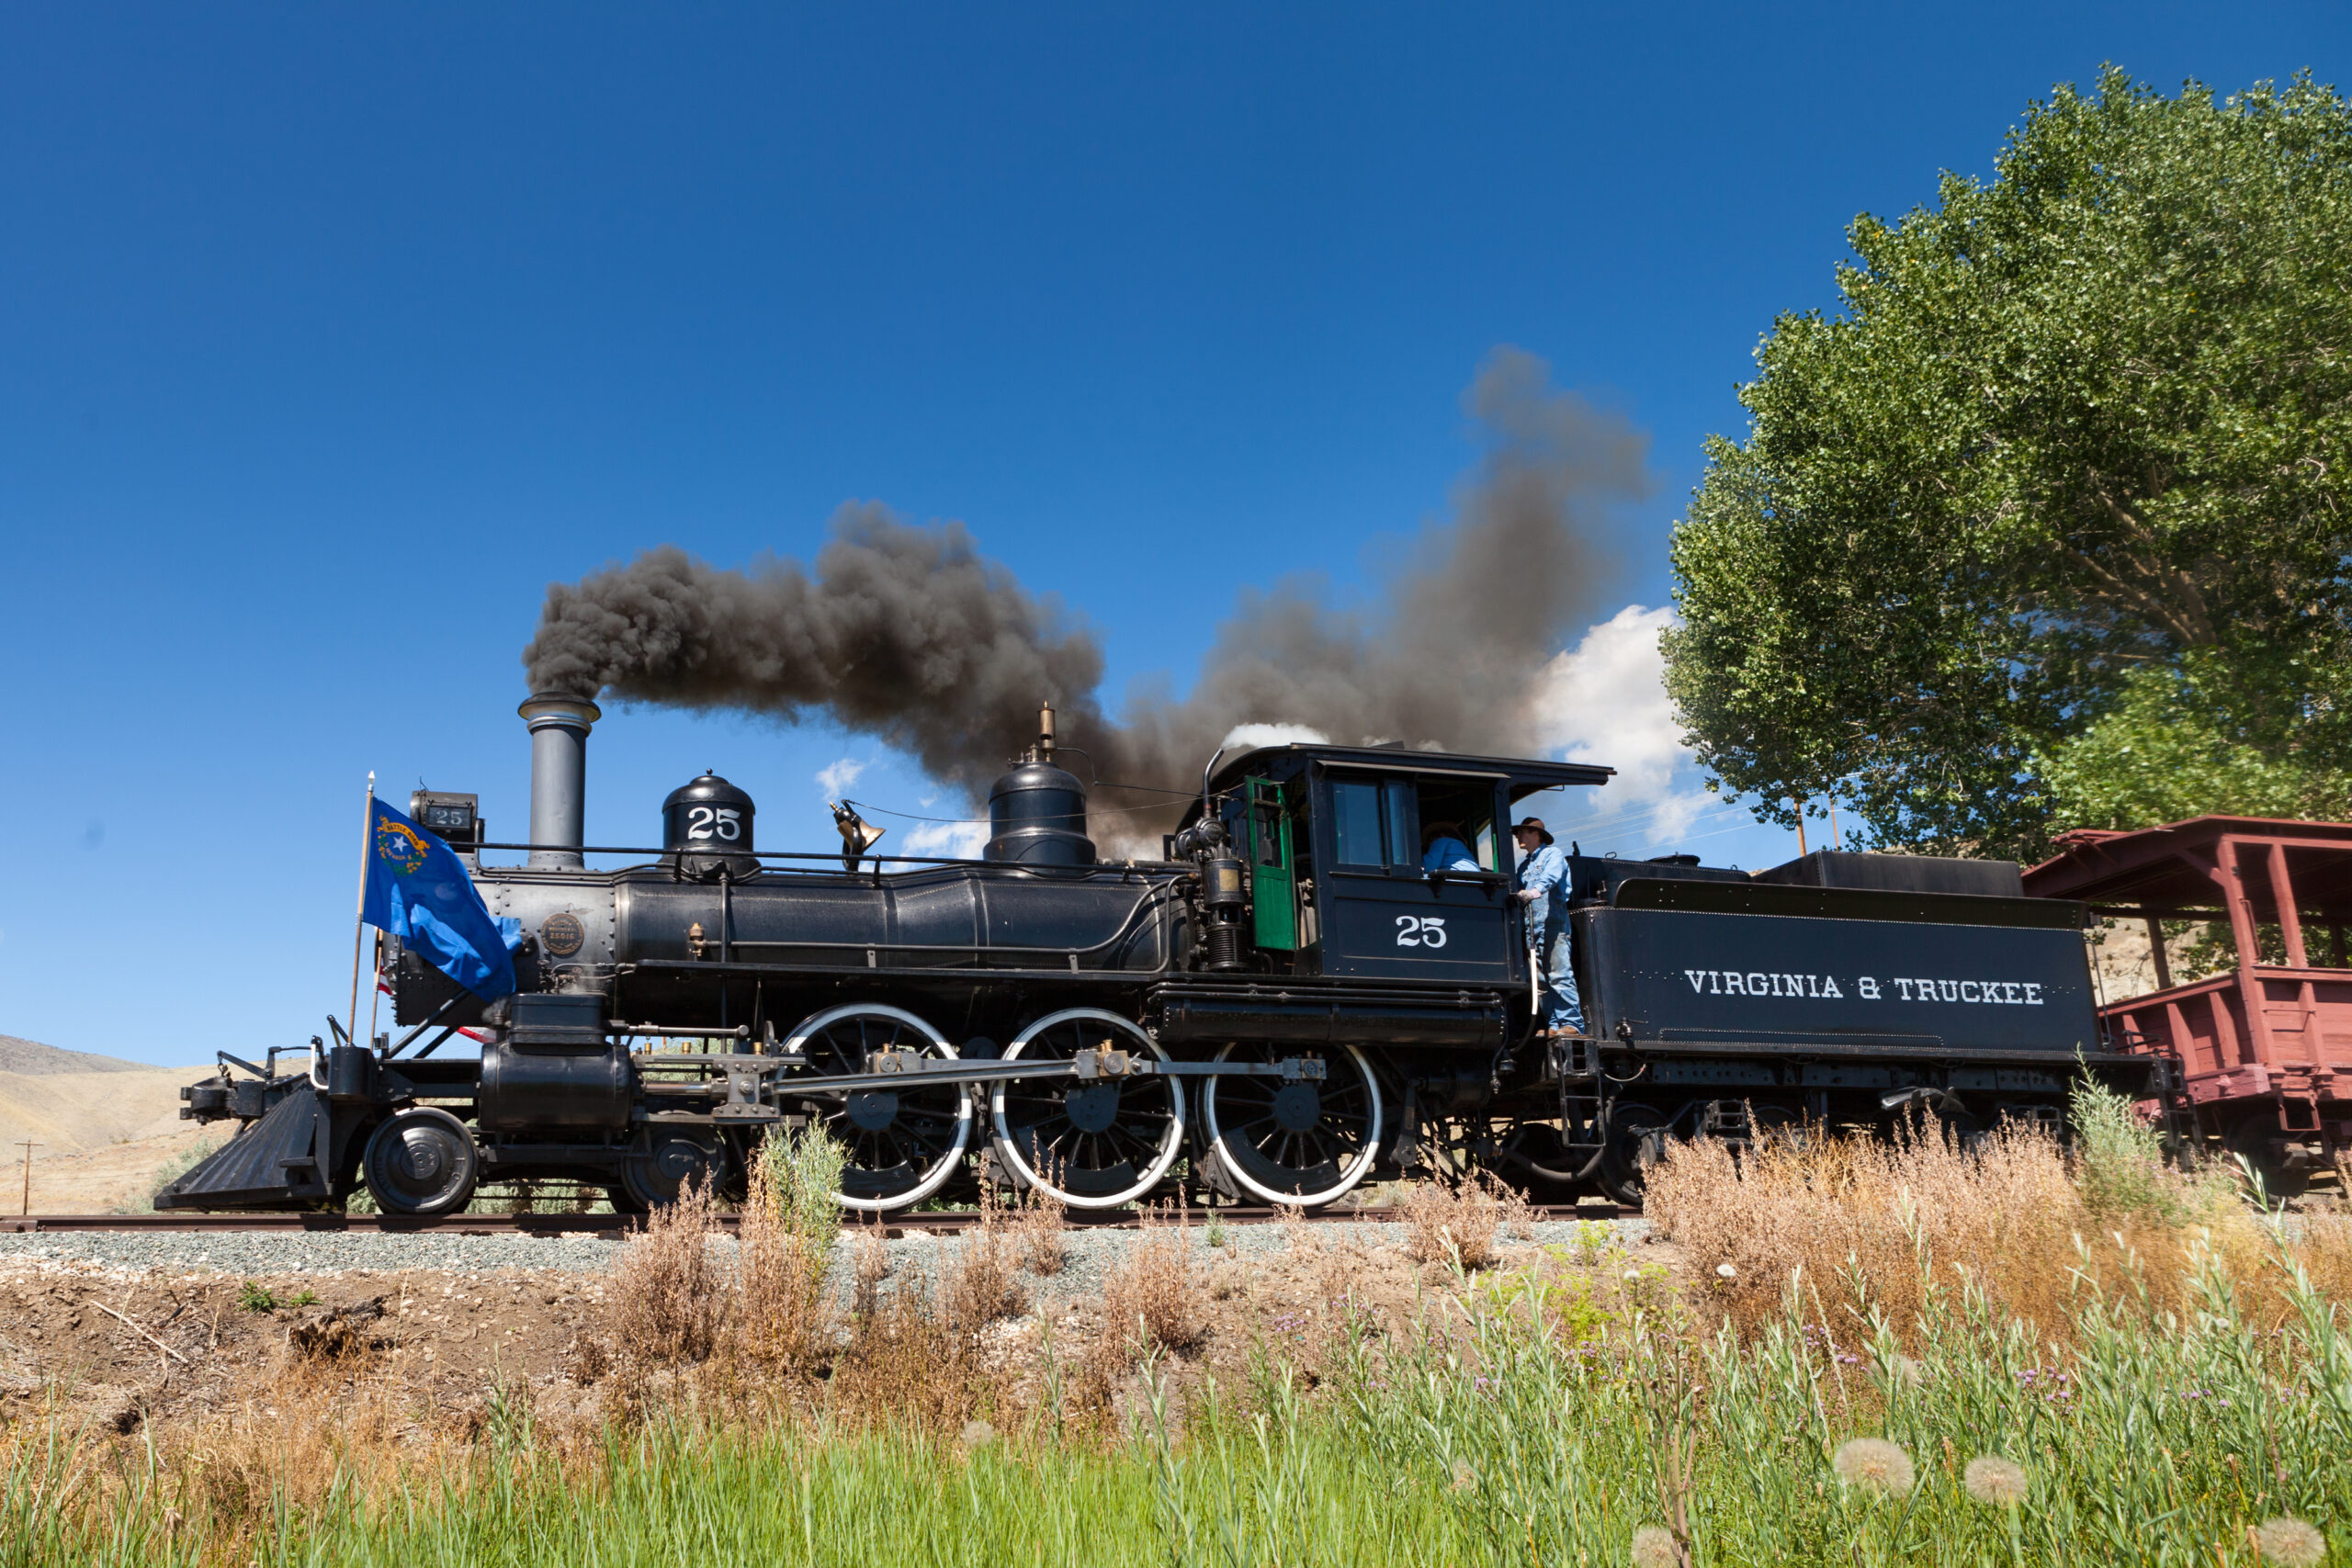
[{"left": 17, "top": 1142, "right": 36, "bottom": 1217}]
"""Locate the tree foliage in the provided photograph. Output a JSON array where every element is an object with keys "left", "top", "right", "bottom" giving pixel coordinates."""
[{"left": 1663, "top": 68, "right": 2352, "bottom": 858}]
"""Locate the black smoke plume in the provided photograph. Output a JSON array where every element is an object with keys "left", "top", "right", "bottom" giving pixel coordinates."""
[{"left": 523, "top": 347, "right": 1651, "bottom": 839}]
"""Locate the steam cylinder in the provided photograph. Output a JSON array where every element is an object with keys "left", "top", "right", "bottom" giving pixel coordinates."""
[{"left": 984, "top": 761, "right": 1096, "bottom": 867}]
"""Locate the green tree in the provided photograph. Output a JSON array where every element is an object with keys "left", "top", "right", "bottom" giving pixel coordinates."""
[
  {"left": 2032, "top": 649, "right": 2351, "bottom": 829},
  {"left": 1663, "top": 68, "right": 2352, "bottom": 859}
]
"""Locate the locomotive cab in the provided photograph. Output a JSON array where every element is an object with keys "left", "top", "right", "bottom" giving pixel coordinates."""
[{"left": 1181, "top": 745, "right": 1611, "bottom": 982}]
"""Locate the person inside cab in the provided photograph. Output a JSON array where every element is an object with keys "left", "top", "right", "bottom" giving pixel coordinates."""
[
  {"left": 1511, "top": 816, "right": 1583, "bottom": 1037},
  {"left": 1420, "top": 820, "right": 1481, "bottom": 874}
]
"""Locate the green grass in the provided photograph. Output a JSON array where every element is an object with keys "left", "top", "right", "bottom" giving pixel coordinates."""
[{"left": 8, "top": 1230, "right": 2346, "bottom": 1566}]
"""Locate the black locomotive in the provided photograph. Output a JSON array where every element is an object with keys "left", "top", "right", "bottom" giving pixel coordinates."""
[{"left": 160, "top": 697, "right": 2153, "bottom": 1215}]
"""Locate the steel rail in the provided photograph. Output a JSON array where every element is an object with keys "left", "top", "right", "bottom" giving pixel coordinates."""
[{"left": 0, "top": 1202, "right": 1626, "bottom": 1238}]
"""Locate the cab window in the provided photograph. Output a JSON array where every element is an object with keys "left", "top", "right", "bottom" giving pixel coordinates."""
[
  {"left": 1330, "top": 778, "right": 1417, "bottom": 869},
  {"left": 1331, "top": 780, "right": 1385, "bottom": 866},
  {"left": 1414, "top": 777, "right": 1498, "bottom": 870}
]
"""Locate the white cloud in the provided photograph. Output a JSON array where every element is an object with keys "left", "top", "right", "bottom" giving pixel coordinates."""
[
  {"left": 1531, "top": 604, "right": 1718, "bottom": 848},
  {"left": 901, "top": 819, "right": 990, "bottom": 860},
  {"left": 816, "top": 757, "right": 868, "bottom": 799},
  {"left": 1221, "top": 722, "right": 1329, "bottom": 750}
]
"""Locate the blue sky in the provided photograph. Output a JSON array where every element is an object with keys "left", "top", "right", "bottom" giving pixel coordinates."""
[{"left": 4, "top": 4, "right": 2346, "bottom": 1065}]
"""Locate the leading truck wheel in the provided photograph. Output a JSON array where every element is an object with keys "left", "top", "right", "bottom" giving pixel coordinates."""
[
  {"left": 1201, "top": 1041, "right": 1383, "bottom": 1208},
  {"left": 786, "top": 1004, "right": 972, "bottom": 1213},
  {"left": 990, "top": 1010, "right": 1187, "bottom": 1210},
  {"left": 362, "top": 1108, "right": 480, "bottom": 1216}
]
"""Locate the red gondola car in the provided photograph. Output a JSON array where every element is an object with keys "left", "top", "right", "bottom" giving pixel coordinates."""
[{"left": 2022, "top": 817, "right": 2352, "bottom": 1193}]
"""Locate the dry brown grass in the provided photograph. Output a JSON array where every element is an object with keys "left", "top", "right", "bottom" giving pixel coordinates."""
[
  {"left": 938, "top": 1192, "right": 1028, "bottom": 1336},
  {"left": 1097, "top": 1203, "right": 1203, "bottom": 1363},
  {"left": 606, "top": 1175, "right": 723, "bottom": 1364},
  {"left": 2299, "top": 1213, "right": 2352, "bottom": 1301},
  {"left": 849, "top": 1222, "right": 891, "bottom": 1318},
  {"left": 830, "top": 1279, "right": 974, "bottom": 1430},
  {"left": 1645, "top": 1118, "right": 2290, "bottom": 1340},
  {"left": 1015, "top": 1181, "right": 1068, "bottom": 1276},
  {"left": 1400, "top": 1173, "right": 1531, "bottom": 1269}
]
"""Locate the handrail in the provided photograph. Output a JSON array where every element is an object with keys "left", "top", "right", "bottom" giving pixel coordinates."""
[{"left": 470, "top": 841, "right": 1183, "bottom": 873}]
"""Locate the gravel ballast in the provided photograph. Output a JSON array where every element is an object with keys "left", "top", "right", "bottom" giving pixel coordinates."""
[{"left": 0, "top": 1214, "right": 1649, "bottom": 1288}]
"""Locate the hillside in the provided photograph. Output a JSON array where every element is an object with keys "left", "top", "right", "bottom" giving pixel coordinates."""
[
  {"left": 0, "top": 1034, "right": 150, "bottom": 1076},
  {"left": 0, "top": 1034, "right": 214, "bottom": 1213}
]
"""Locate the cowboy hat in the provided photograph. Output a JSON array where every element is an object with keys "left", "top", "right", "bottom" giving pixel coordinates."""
[{"left": 1510, "top": 816, "right": 1554, "bottom": 846}]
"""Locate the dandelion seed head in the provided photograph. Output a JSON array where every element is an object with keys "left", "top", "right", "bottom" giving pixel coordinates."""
[
  {"left": 1630, "top": 1525, "right": 1679, "bottom": 1568},
  {"left": 1831, "top": 1437, "right": 1916, "bottom": 1498},
  {"left": 1963, "top": 1455, "right": 2028, "bottom": 1506},
  {"left": 2251, "top": 1517, "right": 2326, "bottom": 1566}
]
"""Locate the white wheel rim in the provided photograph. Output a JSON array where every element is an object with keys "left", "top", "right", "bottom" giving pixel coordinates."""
[
  {"left": 990, "top": 1008, "right": 1187, "bottom": 1210},
  {"left": 786, "top": 1003, "right": 971, "bottom": 1213},
  {"left": 1202, "top": 1041, "right": 1383, "bottom": 1208}
]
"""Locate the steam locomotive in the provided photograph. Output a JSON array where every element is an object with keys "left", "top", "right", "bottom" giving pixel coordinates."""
[{"left": 160, "top": 696, "right": 2154, "bottom": 1215}]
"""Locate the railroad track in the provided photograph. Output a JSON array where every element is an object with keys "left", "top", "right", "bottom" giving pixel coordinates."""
[{"left": 1, "top": 1201, "right": 1629, "bottom": 1239}]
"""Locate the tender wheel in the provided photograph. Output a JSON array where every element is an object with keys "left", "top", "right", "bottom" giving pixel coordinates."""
[
  {"left": 1748, "top": 1101, "right": 1809, "bottom": 1151},
  {"left": 990, "top": 1010, "right": 1187, "bottom": 1210},
  {"left": 1201, "top": 1041, "right": 1383, "bottom": 1208},
  {"left": 786, "top": 1004, "right": 972, "bottom": 1212},
  {"left": 1498, "top": 1121, "right": 1587, "bottom": 1202},
  {"left": 1596, "top": 1101, "right": 1669, "bottom": 1206},
  {"left": 362, "top": 1108, "right": 480, "bottom": 1216}
]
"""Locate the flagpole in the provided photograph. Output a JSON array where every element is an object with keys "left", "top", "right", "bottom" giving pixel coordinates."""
[{"left": 346, "top": 772, "right": 376, "bottom": 1047}]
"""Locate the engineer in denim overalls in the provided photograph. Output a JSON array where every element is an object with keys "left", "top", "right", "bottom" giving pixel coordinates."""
[{"left": 1511, "top": 816, "right": 1583, "bottom": 1035}]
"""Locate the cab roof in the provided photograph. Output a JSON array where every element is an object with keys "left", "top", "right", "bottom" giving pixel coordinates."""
[{"left": 1206, "top": 742, "right": 1611, "bottom": 802}]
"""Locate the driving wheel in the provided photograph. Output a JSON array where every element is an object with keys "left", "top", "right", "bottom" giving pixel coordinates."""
[
  {"left": 1201, "top": 1041, "right": 1383, "bottom": 1208},
  {"left": 990, "top": 1010, "right": 1187, "bottom": 1210},
  {"left": 786, "top": 1004, "right": 972, "bottom": 1212}
]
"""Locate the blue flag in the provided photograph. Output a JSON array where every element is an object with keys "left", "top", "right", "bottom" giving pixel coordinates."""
[{"left": 363, "top": 799, "right": 520, "bottom": 999}]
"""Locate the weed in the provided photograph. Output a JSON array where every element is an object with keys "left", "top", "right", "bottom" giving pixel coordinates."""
[
  {"left": 939, "top": 1189, "right": 1026, "bottom": 1336},
  {"left": 850, "top": 1223, "right": 890, "bottom": 1318},
  {"left": 1098, "top": 1203, "right": 1202, "bottom": 1365},
  {"left": 2070, "top": 1077, "right": 2229, "bottom": 1224},
  {"left": 143, "top": 1136, "right": 223, "bottom": 1208},
  {"left": 1015, "top": 1179, "right": 1067, "bottom": 1276},
  {"left": 235, "top": 1280, "right": 279, "bottom": 1313},
  {"left": 735, "top": 1125, "right": 841, "bottom": 1371},
  {"left": 1400, "top": 1173, "right": 1525, "bottom": 1269},
  {"left": 607, "top": 1173, "right": 723, "bottom": 1364}
]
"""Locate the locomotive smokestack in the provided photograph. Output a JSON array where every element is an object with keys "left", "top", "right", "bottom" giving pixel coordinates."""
[{"left": 518, "top": 693, "right": 601, "bottom": 870}]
